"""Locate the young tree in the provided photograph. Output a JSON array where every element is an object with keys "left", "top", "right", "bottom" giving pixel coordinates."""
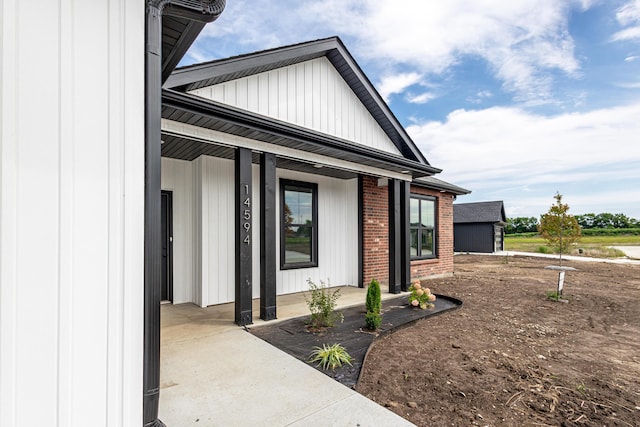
[{"left": 538, "top": 193, "right": 581, "bottom": 266}]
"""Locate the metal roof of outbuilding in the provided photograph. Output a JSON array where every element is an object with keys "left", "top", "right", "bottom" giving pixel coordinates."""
[{"left": 454, "top": 201, "right": 506, "bottom": 224}]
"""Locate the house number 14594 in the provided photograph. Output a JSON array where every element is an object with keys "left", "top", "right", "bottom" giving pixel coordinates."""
[{"left": 243, "top": 184, "right": 251, "bottom": 245}]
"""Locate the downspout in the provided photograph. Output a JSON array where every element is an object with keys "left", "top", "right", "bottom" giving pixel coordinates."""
[{"left": 145, "top": 2, "right": 225, "bottom": 426}]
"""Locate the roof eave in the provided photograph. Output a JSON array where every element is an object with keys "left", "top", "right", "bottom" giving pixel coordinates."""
[{"left": 161, "top": 89, "right": 440, "bottom": 178}]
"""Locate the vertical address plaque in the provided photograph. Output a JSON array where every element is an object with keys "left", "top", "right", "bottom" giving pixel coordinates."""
[{"left": 235, "top": 148, "right": 252, "bottom": 326}]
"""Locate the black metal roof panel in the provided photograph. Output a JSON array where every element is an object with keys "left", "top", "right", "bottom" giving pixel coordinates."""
[
  {"left": 454, "top": 201, "right": 506, "bottom": 224},
  {"left": 164, "top": 37, "right": 430, "bottom": 165},
  {"left": 412, "top": 176, "right": 471, "bottom": 196},
  {"left": 162, "top": 89, "right": 441, "bottom": 179}
]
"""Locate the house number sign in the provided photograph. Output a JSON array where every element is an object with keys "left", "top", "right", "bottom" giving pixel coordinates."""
[{"left": 242, "top": 184, "right": 251, "bottom": 245}]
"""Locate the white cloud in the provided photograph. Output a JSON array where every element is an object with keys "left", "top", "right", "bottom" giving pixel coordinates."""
[
  {"left": 406, "top": 91, "right": 437, "bottom": 104},
  {"left": 612, "top": 26, "right": 640, "bottom": 41},
  {"left": 467, "top": 90, "right": 493, "bottom": 104},
  {"left": 376, "top": 72, "right": 423, "bottom": 102},
  {"left": 612, "top": 0, "right": 640, "bottom": 41},
  {"left": 408, "top": 103, "right": 640, "bottom": 216},
  {"left": 625, "top": 55, "right": 639, "bottom": 61},
  {"left": 193, "top": 0, "right": 587, "bottom": 104},
  {"left": 343, "top": 1, "right": 583, "bottom": 104}
]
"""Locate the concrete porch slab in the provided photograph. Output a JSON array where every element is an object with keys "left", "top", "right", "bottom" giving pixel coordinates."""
[{"left": 159, "top": 286, "right": 415, "bottom": 426}]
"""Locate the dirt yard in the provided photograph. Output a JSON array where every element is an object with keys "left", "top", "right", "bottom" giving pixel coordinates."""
[{"left": 356, "top": 255, "right": 640, "bottom": 427}]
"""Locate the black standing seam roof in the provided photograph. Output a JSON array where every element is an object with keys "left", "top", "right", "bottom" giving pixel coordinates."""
[
  {"left": 454, "top": 201, "right": 506, "bottom": 224},
  {"left": 164, "top": 36, "right": 429, "bottom": 166}
]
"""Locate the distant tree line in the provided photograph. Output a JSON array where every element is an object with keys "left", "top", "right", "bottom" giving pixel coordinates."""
[{"left": 505, "top": 212, "right": 640, "bottom": 234}]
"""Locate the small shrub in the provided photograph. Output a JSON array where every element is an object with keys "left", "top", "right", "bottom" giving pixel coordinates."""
[
  {"left": 308, "top": 343, "right": 353, "bottom": 370},
  {"left": 537, "top": 245, "right": 553, "bottom": 254},
  {"left": 546, "top": 290, "right": 561, "bottom": 301},
  {"left": 304, "top": 278, "right": 343, "bottom": 329},
  {"left": 408, "top": 279, "right": 436, "bottom": 309},
  {"left": 365, "top": 279, "right": 382, "bottom": 330},
  {"left": 365, "top": 279, "right": 381, "bottom": 314},
  {"left": 365, "top": 311, "right": 382, "bottom": 330}
]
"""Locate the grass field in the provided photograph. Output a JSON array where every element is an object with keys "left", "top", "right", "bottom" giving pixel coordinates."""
[{"left": 504, "top": 234, "right": 640, "bottom": 258}]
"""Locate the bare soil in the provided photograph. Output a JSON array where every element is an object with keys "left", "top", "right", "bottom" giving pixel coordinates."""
[{"left": 356, "top": 255, "right": 640, "bottom": 427}]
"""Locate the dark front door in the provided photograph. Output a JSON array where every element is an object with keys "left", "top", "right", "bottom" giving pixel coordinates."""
[{"left": 161, "top": 191, "right": 173, "bottom": 302}]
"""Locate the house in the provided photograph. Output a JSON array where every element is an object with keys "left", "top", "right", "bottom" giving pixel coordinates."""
[
  {"left": 454, "top": 201, "right": 507, "bottom": 253},
  {"left": 1, "top": 3, "right": 468, "bottom": 426},
  {"left": 160, "top": 37, "right": 470, "bottom": 321}
]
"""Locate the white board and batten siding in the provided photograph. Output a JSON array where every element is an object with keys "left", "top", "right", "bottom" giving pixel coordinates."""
[
  {"left": 275, "top": 169, "right": 359, "bottom": 295},
  {"left": 1, "top": 2, "right": 145, "bottom": 426},
  {"left": 161, "top": 158, "right": 196, "bottom": 304},
  {"left": 164, "top": 156, "right": 358, "bottom": 307},
  {"left": 189, "top": 57, "right": 402, "bottom": 156}
]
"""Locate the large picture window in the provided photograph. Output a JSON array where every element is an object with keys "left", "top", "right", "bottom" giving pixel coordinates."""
[
  {"left": 280, "top": 180, "right": 318, "bottom": 269},
  {"left": 410, "top": 196, "right": 436, "bottom": 259}
]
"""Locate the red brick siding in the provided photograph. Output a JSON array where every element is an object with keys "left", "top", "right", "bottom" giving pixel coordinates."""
[
  {"left": 409, "top": 185, "right": 455, "bottom": 280},
  {"left": 360, "top": 178, "right": 456, "bottom": 286},
  {"left": 362, "top": 176, "right": 389, "bottom": 286}
]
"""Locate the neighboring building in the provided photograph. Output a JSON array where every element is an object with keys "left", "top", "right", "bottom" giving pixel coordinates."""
[
  {"left": 1, "top": 3, "right": 469, "bottom": 426},
  {"left": 454, "top": 201, "right": 506, "bottom": 253}
]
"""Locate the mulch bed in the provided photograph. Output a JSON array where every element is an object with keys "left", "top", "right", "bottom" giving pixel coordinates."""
[{"left": 248, "top": 293, "right": 462, "bottom": 388}]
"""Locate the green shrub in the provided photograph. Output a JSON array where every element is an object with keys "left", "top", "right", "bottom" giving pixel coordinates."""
[
  {"left": 581, "top": 228, "right": 640, "bottom": 236},
  {"left": 366, "top": 279, "right": 381, "bottom": 314},
  {"left": 536, "top": 245, "right": 553, "bottom": 254},
  {"left": 365, "top": 311, "right": 382, "bottom": 330},
  {"left": 304, "top": 278, "right": 343, "bottom": 329},
  {"left": 546, "top": 290, "right": 561, "bottom": 301},
  {"left": 365, "top": 279, "right": 382, "bottom": 330},
  {"left": 308, "top": 343, "right": 353, "bottom": 370}
]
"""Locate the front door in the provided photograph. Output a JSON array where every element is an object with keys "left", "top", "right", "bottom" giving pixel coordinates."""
[{"left": 161, "top": 191, "right": 173, "bottom": 302}]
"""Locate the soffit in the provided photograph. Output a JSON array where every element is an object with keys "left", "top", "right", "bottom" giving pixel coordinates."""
[{"left": 161, "top": 89, "right": 440, "bottom": 179}]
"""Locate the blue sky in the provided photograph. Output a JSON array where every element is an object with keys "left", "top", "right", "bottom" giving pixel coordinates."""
[{"left": 182, "top": 0, "right": 640, "bottom": 220}]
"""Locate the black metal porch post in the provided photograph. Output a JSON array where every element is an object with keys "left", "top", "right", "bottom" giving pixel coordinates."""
[
  {"left": 388, "top": 179, "right": 402, "bottom": 294},
  {"left": 400, "top": 180, "right": 411, "bottom": 291},
  {"left": 357, "top": 175, "right": 364, "bottom": 288},
  {"left": 235, "top": 147, "right": 253, "bottom": 326},
  {"left": 260, "top": 152, "right": 277, "bottom": 321}
]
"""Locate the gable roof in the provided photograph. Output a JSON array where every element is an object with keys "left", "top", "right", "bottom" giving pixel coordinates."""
[
  {"left": 454, "top": 201, "right": 506, "bottom": 224},
  {"left": 164, "top": 37, "right": 429, "bottom": 165},
  {"left": 412, "top": 176, "right": 471, "bottom": 196}
]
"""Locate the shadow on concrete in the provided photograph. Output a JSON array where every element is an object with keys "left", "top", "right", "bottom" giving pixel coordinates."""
[{"left": 249, "top": 294, "right": 462, "bottom": 388}]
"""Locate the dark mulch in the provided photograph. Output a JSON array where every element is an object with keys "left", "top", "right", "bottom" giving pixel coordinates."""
[{"left": 248, "top": 294, "right": 462, "bottom": 388}]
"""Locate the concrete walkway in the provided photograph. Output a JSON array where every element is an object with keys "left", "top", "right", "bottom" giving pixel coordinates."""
[
  {"left": 159, "top": 288, "right": 415, "bottom": 426},
  {"left": 493, "top": 250, "right": 640, "bottom": 265},
  {"left": 610, "top": 246, "right": 640, "bottom": 260}
]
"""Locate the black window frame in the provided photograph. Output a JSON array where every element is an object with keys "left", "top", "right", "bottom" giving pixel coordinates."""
[
  {"left": 410, "top": 195, "right": 437, "bottom": 260},
  {"left": 280, "top": 179, "right": 318, "bottom": 270}
]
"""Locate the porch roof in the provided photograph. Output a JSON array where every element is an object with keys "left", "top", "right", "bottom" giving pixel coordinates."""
[
  {"left": 413, "top": 176, "right": 471, "bottom": 196},
  {"left": 161, "top": 89, "right": 442, "bottom": 179},
  {"left": 164, "top": 37, "right": 431, "bottom": 166}
]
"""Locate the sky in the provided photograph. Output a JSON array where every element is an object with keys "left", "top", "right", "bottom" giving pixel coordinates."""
[{"left": 182, "top": 0, "right": 640, "bottom": 220}]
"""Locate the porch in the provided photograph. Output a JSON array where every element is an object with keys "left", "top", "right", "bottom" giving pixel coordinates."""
[{"left": 158, "top": 287, "right": 415, "bottom": 426}]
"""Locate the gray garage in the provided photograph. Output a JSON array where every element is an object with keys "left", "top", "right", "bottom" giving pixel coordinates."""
[{"left": 454, "top": 201, "right": 506, "bottom": 253}]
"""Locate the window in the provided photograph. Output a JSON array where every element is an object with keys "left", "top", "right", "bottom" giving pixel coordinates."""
[
  {"left": 410, "top": 196, "right": 436, "bottom": 259},
  {"left": 280, "top": 180, "right": 318, "bottom": 269}
]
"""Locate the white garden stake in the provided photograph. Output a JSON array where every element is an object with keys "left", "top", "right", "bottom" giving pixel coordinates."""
[{"left": 557, "top": 271, "right": 565, "bottom": 297}]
